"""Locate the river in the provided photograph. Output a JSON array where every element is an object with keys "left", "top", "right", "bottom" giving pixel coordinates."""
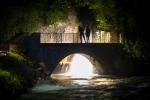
[{"left": 19, "top": 75, "right": 150, "bottom": 100}]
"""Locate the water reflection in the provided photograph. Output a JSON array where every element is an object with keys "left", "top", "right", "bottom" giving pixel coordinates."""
[
  {"left": 50, "top": 75, "right": 123, "bottom": 86},
  {"left": 72, "top": 80, "right": 89, "bottom": 86},
  {"left": 20, "top": 76, "right": 150, "bottom": 100},
  {"left": 20, "top": 55, "right": 150, "bottom": 100}
]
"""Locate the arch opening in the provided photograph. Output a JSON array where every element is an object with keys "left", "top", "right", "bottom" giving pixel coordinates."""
[{"left": 51, "top": 53, "right": 103, "bottom": 80}]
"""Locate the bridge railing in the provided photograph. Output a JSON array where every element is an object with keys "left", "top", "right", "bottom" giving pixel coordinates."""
[
  {"left": 40, "top": 33, "right": 80, "bottom": 43},
  {"left": 40, "top": 32, "right": 120, "bottom": 43}
]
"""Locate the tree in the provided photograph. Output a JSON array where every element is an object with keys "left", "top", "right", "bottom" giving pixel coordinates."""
[{"left": 0, "top": 0, "right": 69, "bottom": 43}]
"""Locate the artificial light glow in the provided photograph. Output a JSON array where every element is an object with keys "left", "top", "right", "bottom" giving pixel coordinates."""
[{"left": 64, "top": 54, "right": 97, "bottom": 79}]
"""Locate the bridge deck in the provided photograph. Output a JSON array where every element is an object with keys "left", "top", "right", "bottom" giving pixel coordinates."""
[{"left": 40, "top": 43, "right": 122, "bottom": 46}]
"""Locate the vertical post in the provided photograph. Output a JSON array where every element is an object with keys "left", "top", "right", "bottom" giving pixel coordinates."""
[
  {"left": 73, "top": 33, "right": 74, "bottom": 43},
  {"left": 61, "top": 33, "right": 62, "bottom": 43}
]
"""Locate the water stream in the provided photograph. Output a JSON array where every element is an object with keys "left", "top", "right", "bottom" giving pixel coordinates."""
[{"left": 20, "top": 75, "right": 150, "bottom": 100}]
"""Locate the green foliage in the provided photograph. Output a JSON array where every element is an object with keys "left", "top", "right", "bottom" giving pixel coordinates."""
[
  {"left": 87, "top": 0, "right": 117, "bottom": 31},
  {"left": 123, "top": 40, "right": 141, "bottom": 58},
  {"left": 7, "top": 51, "right": 25, "bottom": 61},
  {"left": 0, "top": 0, "right": 69, "bottom": 43},
  {"left": 96, "top": 16, "right": 110, "bottom": 31},
  {"left": 0, "top": 51, "right": 34, "bottom": 82},
  {"left": 0, "top": 51, "right": 34, "bottom": 98},
  {"left": 67, "top": 0, "right": 92, "bottom": 7},
  {"left": 0, "top": 69, "right": 23, "bottom": 95},
  {"left": 122, "top": 38, "right": 150, "bottom": 63},
  {"left": 0, "top": 51, "right": 33, "bottom": 68}
]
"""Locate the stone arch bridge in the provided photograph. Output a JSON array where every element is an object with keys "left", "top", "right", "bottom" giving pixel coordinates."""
[{"left": 27, "top": 33, "right": 123, "bottom": 75}]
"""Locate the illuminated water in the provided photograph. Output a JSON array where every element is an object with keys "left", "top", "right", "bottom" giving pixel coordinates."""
[{"left": 20, "top": 76, "right": 150, "bottom": 100}]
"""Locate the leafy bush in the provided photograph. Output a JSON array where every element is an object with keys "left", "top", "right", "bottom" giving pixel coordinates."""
[
  {"left": 0, "top": 69, "right": 23, "bottom": 99},
  {"left": 0, "top": 51, "right": 35, "bottom": 99}
]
